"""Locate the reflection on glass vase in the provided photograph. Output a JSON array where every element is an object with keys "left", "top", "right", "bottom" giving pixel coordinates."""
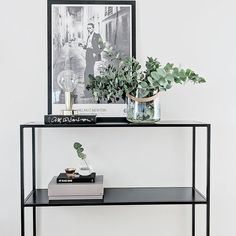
[{"left": 126, "top": 91, "right": 161, "bottom": 123}]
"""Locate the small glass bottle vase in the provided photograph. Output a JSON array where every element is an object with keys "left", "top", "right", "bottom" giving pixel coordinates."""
[
  {"left": 78, "top": 158, "right": 93, "bottom": 176},
  {"left": 126, "top": 91, "right": 161, "bottom": 123}
]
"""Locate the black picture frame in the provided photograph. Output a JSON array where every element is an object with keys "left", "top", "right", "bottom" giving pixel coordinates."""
[{"left": 47, "top": 0, "right": 136, "bottom": 122}]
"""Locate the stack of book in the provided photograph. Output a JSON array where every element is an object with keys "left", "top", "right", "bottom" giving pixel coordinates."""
[{"left": 48, "top": 173, "right": 104, "bottom": 200}]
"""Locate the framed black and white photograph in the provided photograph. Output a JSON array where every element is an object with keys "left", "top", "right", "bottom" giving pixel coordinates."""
[{"left": 48, "top": 0, "right": 136, "bottom": 118}]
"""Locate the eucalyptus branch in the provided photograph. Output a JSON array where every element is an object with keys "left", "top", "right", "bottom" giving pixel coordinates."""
[
  {"left": 73, "top": 142, "right": 87, "bottom": 160},
  {"left": 87, "top": 56, "right": 206, "bottom": 103}
]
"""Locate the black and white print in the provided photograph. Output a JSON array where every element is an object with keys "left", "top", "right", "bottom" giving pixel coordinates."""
[{"left": 48, "top": 1, "right": 136, "bottom": 117}]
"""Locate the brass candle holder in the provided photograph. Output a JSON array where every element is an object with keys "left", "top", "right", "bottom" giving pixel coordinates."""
[{"left": 65, "top": 168, "right": 76, "bottom": 178}]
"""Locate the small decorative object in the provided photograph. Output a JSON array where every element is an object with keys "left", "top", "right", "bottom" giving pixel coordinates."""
[
  {"left": 65, "top": 168, "right": 76, "bottom": 178},
  {"left": 87, "top": 57, "right": 206, "bottom": 123},
  {"left": 57, "top": 70, "right": 79, "bottom": 115},
  {"left": 74, "top": 142, "right": 92, "bottom": 176}
]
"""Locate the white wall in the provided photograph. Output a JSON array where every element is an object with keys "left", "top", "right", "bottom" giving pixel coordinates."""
[{"left": 0, "top": 0, "right": 236, "bottom": 235}]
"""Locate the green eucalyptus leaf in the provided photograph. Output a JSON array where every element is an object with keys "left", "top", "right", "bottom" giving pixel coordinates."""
[
  {"left": 174, "top": 77, "right": 182, "bottom": 84},
  {"left": 166, "top": 75, "right": 174, "bottom": 82},
  {"left": 137, "top": 84, "right": 143, "bottom": 89},
  {"left": 138, "top": 89, "right": 149, "bottom": 98},
  {"left": 199, "top": 77, "right": 206, "bottom": 83},
  {"left": 74, "top": 142, "right": 82, "bottom": 150},
  {"left": 140, "top": 81, "right": 148, "bottom": 88},
  {"left": 166, "top": 83, "right": 172, "bottom": 89},
  {"left": 77, "top": 150, "right": 83, "bottom": 158},
  {"left": 79, "top": 153, "right": 86, "bottom": 160},
  {"left": 150, "top": 71, "right": 160, "bottom": 80},
  {"left": 159, "top": 86, "right": 166, "bottom": 91},
  {"left": 137, "top": 65, "right": 141, "bottom": 70},
  {"left": 185, "top": 69, "right": 192, "bottom": 76},
  {"left": 164, "top": 63, "right": 174, "bottom": 72},
  {"left": 147, "top": 76, "right": 154, "bottom": 86},
  {"left": 157, "top": 68, "right": 167, "bottom": 77},
  {"left": 158, "top": 78, "right": 168, "bottom": 87},
  {"left": 173, "top": 68, "right": 179, "bottom": 77}
]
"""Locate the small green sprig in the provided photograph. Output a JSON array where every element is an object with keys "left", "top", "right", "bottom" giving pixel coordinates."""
[
  {"left": 73, "top": 142, "right": 86, "bottom": 160},
  {"left": 73, "top": 142, "right": 90, "bottom": 171}
]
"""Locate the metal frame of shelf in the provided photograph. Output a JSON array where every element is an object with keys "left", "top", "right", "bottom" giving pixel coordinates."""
[{"left": 20, "top": 121, "right": 211, "bottom": 236}]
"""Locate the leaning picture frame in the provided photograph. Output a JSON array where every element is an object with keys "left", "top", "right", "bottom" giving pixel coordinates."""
[{"left": 47, "top": 0, "right": 136, "bottom": 121}]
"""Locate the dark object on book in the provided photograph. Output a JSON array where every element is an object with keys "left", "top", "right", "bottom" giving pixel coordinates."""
[
  {"left": 57, "top": 172, "right": 96, "bottom": 183},
  {"left": 44, "top": 114, "right": 96, "bottom": 124}
]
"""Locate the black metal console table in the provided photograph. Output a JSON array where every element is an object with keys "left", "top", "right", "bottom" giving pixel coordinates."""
[{"left": 20, "top": 121, "right": 211, "bottom": 236}]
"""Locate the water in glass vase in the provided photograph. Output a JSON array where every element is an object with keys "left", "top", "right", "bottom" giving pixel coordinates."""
[
  {"left": 126, "top": 92, "right": 161, "bottom": 123},
  {"left": 78, "top": 158, "right": 93, "bottom": 176}
]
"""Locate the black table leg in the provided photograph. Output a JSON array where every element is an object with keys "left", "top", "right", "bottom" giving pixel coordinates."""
[
  {"left": 32, "top": 127, "right": 36, "bottom": 236},
  {"left": 206, "top": 125, "right": 211, "bottom": 236},
  {"left": 192, "top": 127, "right": 196, "bottom": 236},
  {"left": 20, "top": 126, "right": 25, "bottom": 236}
]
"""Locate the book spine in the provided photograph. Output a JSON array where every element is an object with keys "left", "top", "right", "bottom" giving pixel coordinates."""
[
  {"left": 49, "top": 195, "right": 103, "bottom": 200},
  {"left": 57, "top": 178, "right": 95, "bottom": 183},
  {"left": 48, "top": 186, "right": 104, "bottom": 196},
  {"left": 44, "top": 115, "right": 96, "bottom": 124}
]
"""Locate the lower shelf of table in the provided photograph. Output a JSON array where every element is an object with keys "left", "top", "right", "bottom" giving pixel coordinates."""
[{"left": 24, "top": 187, "right": 207, "bottom": 207}]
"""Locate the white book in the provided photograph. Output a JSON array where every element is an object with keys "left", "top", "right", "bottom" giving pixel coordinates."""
[
  {"left": 48, "top": 175, "right": 104, "bottom": 197},
  {"left": 49, "top": 195, "right": 103, "bottom": 200}
]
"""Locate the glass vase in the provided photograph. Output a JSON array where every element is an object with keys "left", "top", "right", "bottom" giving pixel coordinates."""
[
  {"left": 126, "top": 92, "right": 161, "bottom": 123},
  {"left": 78, "top": 158, "right": 93, "bottom": 176}
]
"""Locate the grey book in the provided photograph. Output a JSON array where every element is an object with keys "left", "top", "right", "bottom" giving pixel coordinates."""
[
  {"left": 48, "top": 175, "right": 104, "bottom": 197},
  {"left": 49, "top": 194, "right": 103, "bottom": 200}
]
